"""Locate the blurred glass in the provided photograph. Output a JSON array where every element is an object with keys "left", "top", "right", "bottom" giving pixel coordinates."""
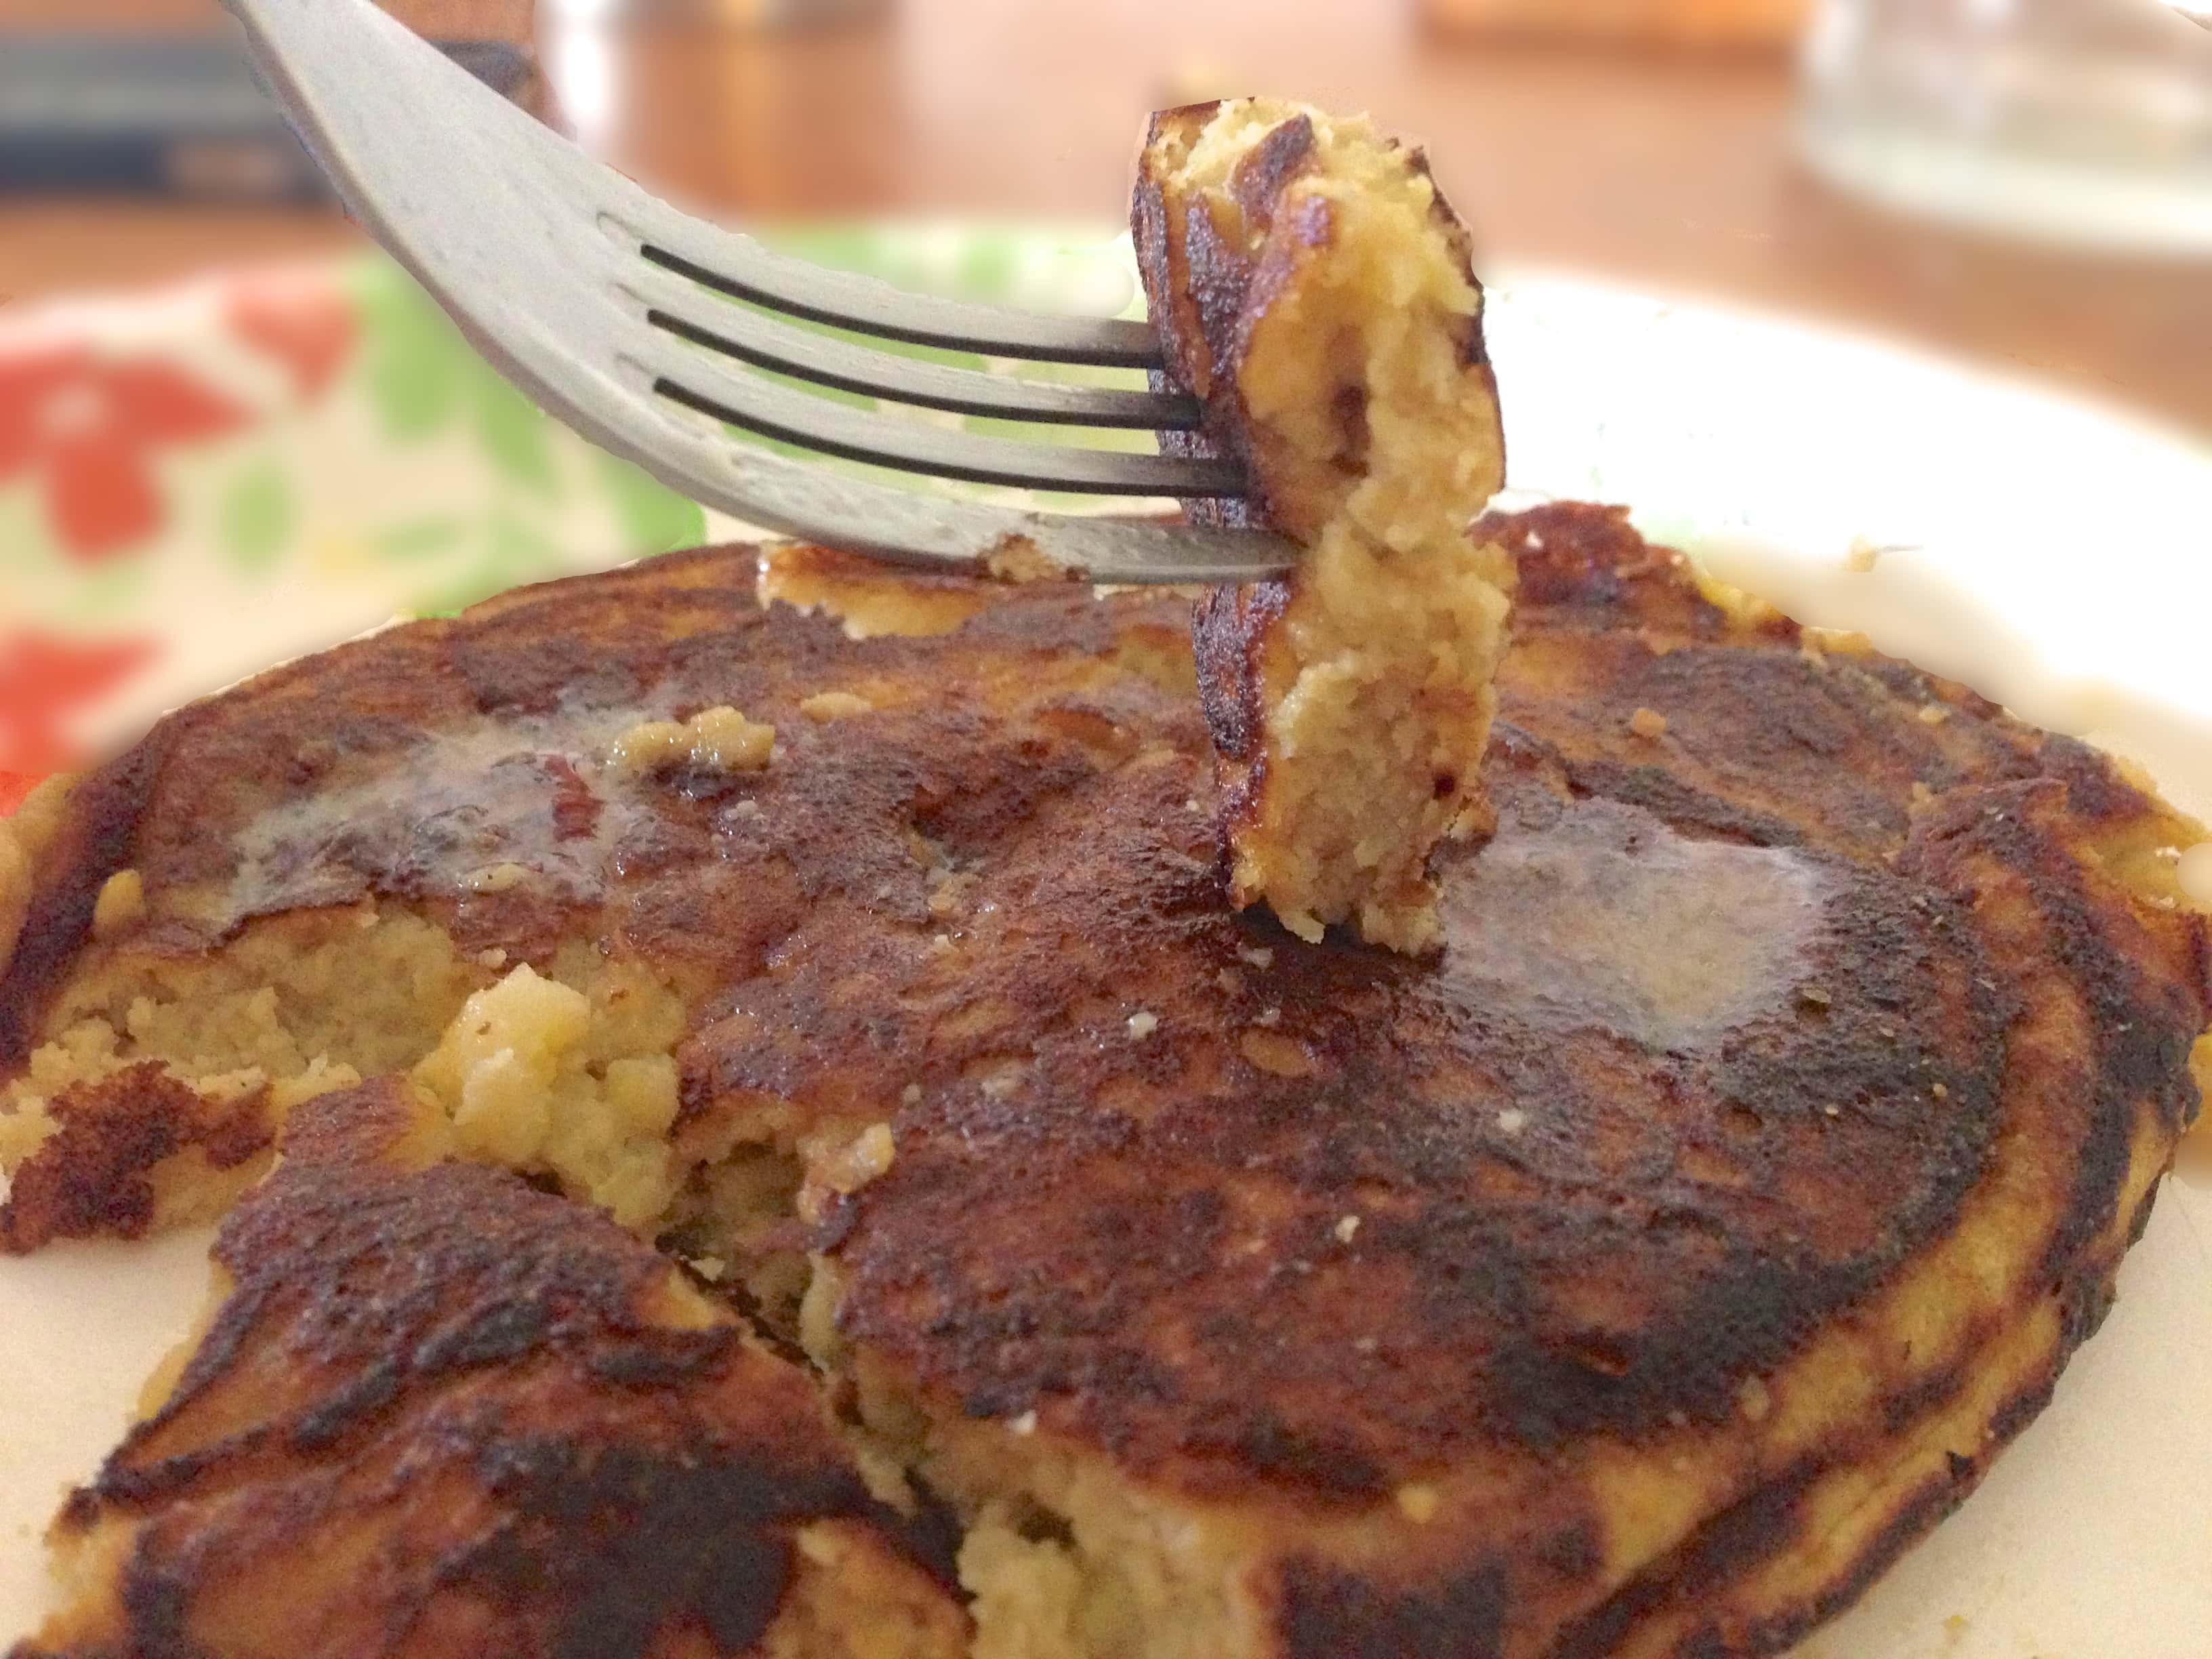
[{"left": 1798, "top": 0, "right": 2212, "bottom": 255}]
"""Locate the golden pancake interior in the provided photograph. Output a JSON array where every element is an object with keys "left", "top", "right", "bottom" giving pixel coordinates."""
[{"left": 2, "top": 510, "right": 2207, "bottom": 1658}]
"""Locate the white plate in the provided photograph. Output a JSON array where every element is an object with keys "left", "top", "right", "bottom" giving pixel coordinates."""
[{"left": 5, "top": 270, "right": 2211, "bottom": 1656}]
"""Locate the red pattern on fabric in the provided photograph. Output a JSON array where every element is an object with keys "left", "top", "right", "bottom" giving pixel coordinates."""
[
  {"left": 0, "top": 345, "right": 91, "bottom": 477},
  {"left": 228, "top": 279, "right": 358, "bottom": 401},
  {"left": 0, "top": 632, "right": 159, "bottom": 807},
  {"left": 0, "top": 345, "right": 245, "bottom": 560},
  {"left": 40, "top": 432, "right": 163, "bottom": 556}
]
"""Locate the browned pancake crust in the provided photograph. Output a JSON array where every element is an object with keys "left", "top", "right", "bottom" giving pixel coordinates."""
[
  {"left": 3, "top": 508, "right": 2205, "bottom": 1657},
  {"left": 1189, "top": 577, "right": 1298, "bottom": 874},
  {"left": 836, "top": 504, "right": 2200, "bottom": 1458},
  {"left": 12, "top": 1078, "right": 966, "bottom": 1659},
  {"left": 2, "top": 551, "right": 1191, "bottom": 1037}
]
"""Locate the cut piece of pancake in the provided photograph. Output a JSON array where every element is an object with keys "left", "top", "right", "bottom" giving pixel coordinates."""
[
  {"left": 1134, "top": 98, "right": 1512, "bottom": 951},
  {"left": 3, "top": 504, "right": 2207, "bottom": 1658},
  {"left": 11, "top": 1077, "right": 968, "bottom": 1659}
]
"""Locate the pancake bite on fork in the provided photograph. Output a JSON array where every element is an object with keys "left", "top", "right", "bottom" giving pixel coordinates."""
[{"left": 1134, "top": 98, "right": 1513, "bottom": 951}]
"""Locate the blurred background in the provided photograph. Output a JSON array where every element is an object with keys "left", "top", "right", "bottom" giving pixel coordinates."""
[
  {"left": 0, "top": 0, "right": 2208, "bottom": 802},
  {"left": 4, "top": 0, "right": 2207, "bottom": 420}
]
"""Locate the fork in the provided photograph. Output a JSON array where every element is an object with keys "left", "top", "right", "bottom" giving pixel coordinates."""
[{"left": 220, "top": 0, "right": 1293, "bottom": 584}]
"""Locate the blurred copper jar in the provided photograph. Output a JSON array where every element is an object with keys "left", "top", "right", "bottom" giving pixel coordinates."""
[
  {"left": 1418, "top": 0, "right": 1813, "bottom": 49},
  {"left": 541, "top": 0, "right": 888, "bottom": 24}
]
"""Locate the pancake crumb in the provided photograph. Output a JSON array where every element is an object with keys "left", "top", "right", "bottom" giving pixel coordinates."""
[
  {"left": 977, "top": 1067, "right": 1023, "bottom": 1101},
  {"left": 802, "top": 691, "right": 876, "bottom": 722},
  {"left": 1127, "top": 1010, "right": 1160, "bottom": 1040},
  {"left": 1496, "top": 1108, "right": 1528, "bottom": 1136},
  {"left": 1629, "top": 707, "right": 1669, "bottom": 740},
  {"left": 984, "top": 535, "right": 1061, "bottom": 584},
  {"left": 2177, "top": 842, "right": 2212, "bottom": 905},
  {"left": 1395, "top": 1484, "right": 1441, "bottom": 1523},
  {"left": 1334, "top": 1214, "right": 1361, "bottom": 1244},
  {"left": 1239, "top": 1029, "right": 1314, "bottom": 1078},
  {"left": 1738, "top": 1376, "right": 1774, "bottom": 1422},
  {"left": 812, "top": 1122, "right": 897, "bottom": 1195},
  {"left": 411, "top": 962, "right": 685, "bottom": 1231},
  {"left": 611, "top": 704, "right": 775, "bottom": 773},
  {"left": 91, "top": 869, "right": 146, "bottom": 941},
  {"left": 463, "top": 861, "right": 529, "bottom": 895}
]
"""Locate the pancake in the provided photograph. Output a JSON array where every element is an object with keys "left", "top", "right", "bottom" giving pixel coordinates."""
[
  {"left": 12, "top": 1076, "right": 968, "bottom": 1659},
  {"left": 3, "top": 502, "right": 2207, "bottom": 1658},
  {"left": 1134, "top": 98, "right": 1513, "bottom": 951}
]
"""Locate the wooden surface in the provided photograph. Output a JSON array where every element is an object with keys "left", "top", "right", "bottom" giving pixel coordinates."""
[{"left": 1, "top": 0, "right": 2207, "bottom": 433}]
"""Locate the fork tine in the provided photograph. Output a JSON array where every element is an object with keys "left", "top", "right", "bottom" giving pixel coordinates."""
[
  {"left": 222, "top": 0, "right": 1296, "bottom": 581},
  {"left": 626, "top": 329, "right": 1244, "bottom": 496},
  {"left": 621, "top": 262, "right": 1202, "bottom": 430},
  {"left": 630, "top": 237, "right": 1163, "bottom": 369}
]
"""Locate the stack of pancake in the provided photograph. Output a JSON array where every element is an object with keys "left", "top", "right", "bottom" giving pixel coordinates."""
[{"left": 2, "top": 499, "right": 2203, "bottom": 1657}]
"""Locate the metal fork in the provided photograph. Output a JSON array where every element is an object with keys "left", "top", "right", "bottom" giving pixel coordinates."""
[{"left": 220, "top": 0, "right": 1293, "bottom": 583}]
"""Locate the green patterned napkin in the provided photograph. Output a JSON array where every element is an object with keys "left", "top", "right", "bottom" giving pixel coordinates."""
[{"left": 0, "top": 224, "right": 1146, "bottom": 807}]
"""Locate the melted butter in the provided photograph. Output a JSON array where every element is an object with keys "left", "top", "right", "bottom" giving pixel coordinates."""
[
  {"left": 222, "top": 705, "right": 672, "bottom": 930},
  {"left": 1439, "top": 810, "right": 1829, "bottom": 1053}
]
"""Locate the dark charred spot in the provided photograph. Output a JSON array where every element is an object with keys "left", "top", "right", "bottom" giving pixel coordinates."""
[
  {"left": 1278, "top": 1557, "right": 1508, "bottom": 1659},
  {"left": 0, "top": 1065, "right": 270, "bottom": 1253},
  {"left": 1228, "top": 114, "right": 1319, "bottom": 231},
  {"left": 1330, "top": 382, "right": 1372, "bottom": 470}
]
